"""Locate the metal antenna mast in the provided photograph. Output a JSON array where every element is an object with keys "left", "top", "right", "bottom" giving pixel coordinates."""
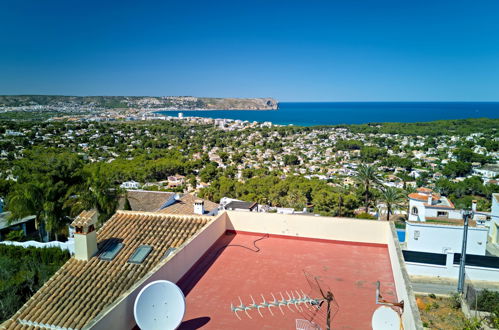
[{"left": 457, "top": 209, "right": 473, "bottom": 293}]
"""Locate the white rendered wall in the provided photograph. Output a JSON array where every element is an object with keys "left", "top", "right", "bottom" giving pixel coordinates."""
[
  {"left": 225, "top": 211, "right": 389, "bottom": 244},
  {"left": 424, "top": 208, "right": 462, "bottom": 219},
  {"left": 408, "top": 199, "right": 425, "bottom": 221},
  {"left": 406, "top": 222, "right": 488, "bottom": 255},
  {"left": 387, "top": 223, "right": 424, "bottom": 330},
  {"left": 491, "top": 194, "right": 499, "bottom": 244}
]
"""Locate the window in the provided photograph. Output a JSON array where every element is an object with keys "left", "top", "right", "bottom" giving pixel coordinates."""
[
  {"left": 437, "top": 211, "right": 448, "bottom": 218},
  {"left": 100, "top": 242, "right": 124, "bottom": 261},
  {"left": 411, "top": 207, "right": 418, "bottom": 215},
  {"left": 128, "top": 245, "right": 153, "bottom": 264}
]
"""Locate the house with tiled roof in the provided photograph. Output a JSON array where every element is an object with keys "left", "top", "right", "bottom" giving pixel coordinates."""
[
  {"left": 120, "top": 190, "right": 178, "bottom": 212},
  {"left": 408, "top": 187, "right": 462, "bottom": 222},
  {"left": 2, "top": 210, "right": 211, "bottom": 330},
  {"left": 157, "top": 194, "right": 219, "bottom": 216}
]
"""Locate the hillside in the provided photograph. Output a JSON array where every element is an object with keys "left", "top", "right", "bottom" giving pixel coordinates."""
[{"left": 0, "top": 95, "right": 278, "bottom": 110}]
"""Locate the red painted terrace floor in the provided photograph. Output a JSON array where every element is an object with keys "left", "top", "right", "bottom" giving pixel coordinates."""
[{"left": 177, "top": 232, "right": 397, "bottom": 330}]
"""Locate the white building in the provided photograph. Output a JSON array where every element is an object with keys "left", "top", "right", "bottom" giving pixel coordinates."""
[
  {"left": 408, "top": 187, "right": 462, "bottom": 222},
  {"left": 473, "top": 163, "right": 499, "bottom": 180},
  {"left": 120, "top": 180, "right": 140, "bottom": 189},
  {"left": 489, "top": 193, "right": 499, "bottom": 246},
  {"left": 406, "top": 221, "right": 488, "bottom": 255}
]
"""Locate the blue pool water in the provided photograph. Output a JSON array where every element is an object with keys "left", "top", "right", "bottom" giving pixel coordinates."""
[{"left": 397, "top": 230, "right": 406, "bottom": 242}]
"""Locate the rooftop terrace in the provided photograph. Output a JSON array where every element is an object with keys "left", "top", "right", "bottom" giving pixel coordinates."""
[{"left": 178, "top": 231, "right": 397, "bottom": 329}]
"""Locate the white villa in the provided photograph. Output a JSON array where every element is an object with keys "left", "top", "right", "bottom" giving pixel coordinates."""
[
  {"left": 490, "top": 193, "right": 499, "bottom": 246},
  {"left": 408, "top": 187, "right": 462, "bottom": 222}
]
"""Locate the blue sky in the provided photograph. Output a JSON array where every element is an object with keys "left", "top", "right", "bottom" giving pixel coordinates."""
[{"left": 1, "top": 0, "right": 498, "bottom": 101}]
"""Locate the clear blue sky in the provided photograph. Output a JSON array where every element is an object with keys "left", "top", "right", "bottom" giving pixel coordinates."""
[{"left": 1, "top": 0, "right": 498, "bottom": 101}]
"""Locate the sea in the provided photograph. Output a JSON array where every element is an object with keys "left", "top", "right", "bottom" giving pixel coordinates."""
[{"left": 157, "top": 102, "right": 499, "bottom": 126}]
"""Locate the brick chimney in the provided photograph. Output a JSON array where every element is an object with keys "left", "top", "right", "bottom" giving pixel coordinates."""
[
  {"left": 194, "top": 200, "right": 205, "bottom": 215},
  {"left": 71, "top": 210, "right": 98, "bottom": 261}
]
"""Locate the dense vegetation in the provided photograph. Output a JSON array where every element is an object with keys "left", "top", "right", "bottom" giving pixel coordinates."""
[
  {"left": 339, "top": 118, "right": 499, "bottom": 136},
  {"left": 0, "top": 245, "right": 70, "bottom": 322}
]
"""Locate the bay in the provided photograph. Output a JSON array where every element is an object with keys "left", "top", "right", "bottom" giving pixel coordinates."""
[{"left": 157, "top": 102, "right": 499, "bottom": 126}]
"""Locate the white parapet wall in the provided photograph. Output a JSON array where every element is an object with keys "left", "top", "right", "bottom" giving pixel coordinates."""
[{"left": 224, "top": 211, "right": 390, "bottom": 244}]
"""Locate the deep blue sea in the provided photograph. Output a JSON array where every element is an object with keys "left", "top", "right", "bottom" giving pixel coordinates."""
[{"left": 157, "top": 102, "right": 499, "bottom": 126}]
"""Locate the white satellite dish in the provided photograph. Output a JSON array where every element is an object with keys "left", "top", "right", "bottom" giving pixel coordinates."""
[
  {"left": 134, "top": 280, "right": 186, "bottom": 330},
  {"left": 371, "top": 306, "right": 400, "bottom": 330}
]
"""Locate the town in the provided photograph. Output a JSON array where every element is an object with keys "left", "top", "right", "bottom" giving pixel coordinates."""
[{"left": 1, "top": 114, "right": 499, "bottom": 329}]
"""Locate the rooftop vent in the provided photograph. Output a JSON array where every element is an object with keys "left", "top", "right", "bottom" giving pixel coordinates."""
[{"left": 162, "top": 247, "right": 177, "bottom": 260}]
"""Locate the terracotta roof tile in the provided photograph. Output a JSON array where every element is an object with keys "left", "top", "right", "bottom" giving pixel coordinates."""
[
  {"left": 122, "top": 190, "right": 176, "bottom": 212},
  {"left": 70, "top": 210, "right": 97, "bottom": 227},
  {"left": 3, "top": 211, "right": 210, "bottom": 330}
]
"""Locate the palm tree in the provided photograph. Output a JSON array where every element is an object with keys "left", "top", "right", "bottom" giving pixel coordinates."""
[
  {"left": 355, "top": 164, "right": 381, "bottom": 213},
  {"left": 65, "top": 165, "right": 119, "bottom": 225},
  {"left": 378, "top": 186, "right": 406, "bottom": 221},
  {"left": 7, "top": 183, "right": 45, "bottom": 240}
]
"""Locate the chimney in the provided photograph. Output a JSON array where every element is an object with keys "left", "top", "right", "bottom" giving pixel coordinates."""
[
  {"left": 71, "top": 210, "right": 98, "bottom": 261},
  {"left": 428, "top": 194, "right": 433, "bottom": 205},
  {"left": 472, "top": 200, "right": 477, "bottom": 212},
  {"left": 194, "top": 200, "right": 205, "bottom": 215}
]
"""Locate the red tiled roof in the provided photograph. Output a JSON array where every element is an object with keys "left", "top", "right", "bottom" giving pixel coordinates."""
[{"left": 3, "top": 211, "right": 211, "bottom": 330}]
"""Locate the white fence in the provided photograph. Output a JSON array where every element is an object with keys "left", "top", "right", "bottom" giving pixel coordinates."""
[{"left": 0, "top": 238, "right": 74, "bottom": 254}]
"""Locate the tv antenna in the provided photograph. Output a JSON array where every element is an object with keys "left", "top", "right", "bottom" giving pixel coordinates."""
[
  {"left": 303, "top": 271, "right": 339, "bottom": 330},
  {"left": 134, "top": 280, "right": 186, "bottom": 330},
  {"left": 229, "top": 271, "right": 338, "bottom": 330}
]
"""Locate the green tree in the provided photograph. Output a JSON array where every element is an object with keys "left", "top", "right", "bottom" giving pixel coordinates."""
[
  {"left": 7, "top": 149, "right": 84, "bottom": 241},
  {"left": 378, "top": 186, "right": 406, "bottom": 221},
  {"left": 355, "top": 164, "right": 381, "bottom": 213},
  {"left": 283, "top": 154, "right": 300, "bottom": 166}
]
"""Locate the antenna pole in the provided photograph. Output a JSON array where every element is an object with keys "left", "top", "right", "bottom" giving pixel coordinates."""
[
  {"left": 457, "top": 210, "right": 472, "bottom": 293},
  {"left": 326, "top": 291, "right": 333, "bottom": 330},
  {"left": 326, "top": 299, "right": 331, "bottom": 330}
]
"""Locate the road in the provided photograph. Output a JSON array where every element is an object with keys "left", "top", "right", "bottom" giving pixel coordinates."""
[{"left": 412, "top": 280, "right": 499, "bottom": 295}]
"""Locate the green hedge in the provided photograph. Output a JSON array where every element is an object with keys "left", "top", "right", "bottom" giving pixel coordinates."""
[{"left": 0, "top": 245, "right": 70, "bottom": 322}]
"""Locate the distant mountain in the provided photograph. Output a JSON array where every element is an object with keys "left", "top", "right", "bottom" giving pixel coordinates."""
[{"left": 0, "top": 95, "right": 278, "bottom": 110}]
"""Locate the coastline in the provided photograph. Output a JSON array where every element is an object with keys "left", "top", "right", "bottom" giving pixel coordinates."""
[{"left": 154, "top": 102, "right": 499, "bottom": 127}]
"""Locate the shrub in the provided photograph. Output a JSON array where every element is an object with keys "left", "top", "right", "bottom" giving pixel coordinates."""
[
  {"left": 5, "top": 230, "right": 25, "bottom": 242},
  {"left": 476, "top": 289, "right": 499, "bottom": 312},
  {"left": 450, "top": 293, "right": 461, "bottom": 309},
  {"left": 428, "top": 293, "right": 436, "bottom": 299},
  {"left": 355, "top": 212, "right": 376, "bottom": 220}
]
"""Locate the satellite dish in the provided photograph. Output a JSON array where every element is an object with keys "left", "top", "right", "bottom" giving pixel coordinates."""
[
  {"left": 134, "top": 280, "right": 186, "bottom": 330},
  {"left": 371, "top": 306, "right": 400, "bottom": 330}
]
